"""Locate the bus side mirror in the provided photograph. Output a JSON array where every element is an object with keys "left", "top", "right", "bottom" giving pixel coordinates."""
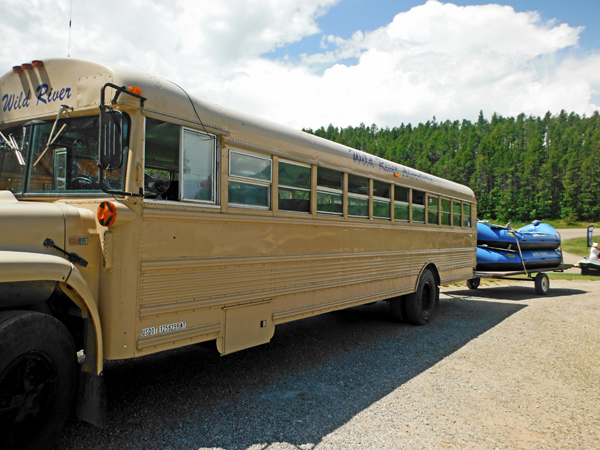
[{"left": 99, "top": 109, "right": 124, "bottom": 170}]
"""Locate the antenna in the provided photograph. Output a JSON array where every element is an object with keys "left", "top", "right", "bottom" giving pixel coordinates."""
[{"left": 68, "top": 0, "right": 73, "bottom": 57}]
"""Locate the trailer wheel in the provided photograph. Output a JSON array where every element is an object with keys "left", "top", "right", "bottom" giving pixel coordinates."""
[
  {"left": 405, "top": 269, "right": 439, "bottom": 325},
  {"left": 0, "top": 311, "right": 77, "bottom": 450},
  {"left": 466, "top": 278, "right": 480, "bottom": 290},
  {"left": 534, "top": 273, "right": 550, "bottom": 295}
]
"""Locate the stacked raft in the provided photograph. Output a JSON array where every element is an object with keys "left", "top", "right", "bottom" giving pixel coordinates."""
[{"left": 476, "top": 220, "right": 562, "bottom": 272}]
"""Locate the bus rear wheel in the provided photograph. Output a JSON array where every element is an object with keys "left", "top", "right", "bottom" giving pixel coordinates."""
[
  {"left": 0, "top": 311, "right": 77, "bottom": 450},
  {"left": 466, "top": 278, "right": 480, "bottom": 290},
  {"left": 405, "top": 269, "right": 439, "bottom": 325}
]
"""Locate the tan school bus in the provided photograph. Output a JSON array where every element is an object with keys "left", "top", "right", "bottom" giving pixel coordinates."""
[{"left": 0, "top": 58, "right": 476, "bottom": 449}]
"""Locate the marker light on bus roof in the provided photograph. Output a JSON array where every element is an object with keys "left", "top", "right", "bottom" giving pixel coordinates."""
[
  {"left": 12, "top": 66, "right": 23, "bottom": 73},
  {"left": 21, "top": 63, "right": 33, "bottom": 70},
  {"left": 32, "top": 60, "right": 44, "bottom": 67},
  {"left": 394, "top": 173, "right": 400, "bottom": 177},
  {"left": 127, "top": 86, "right": 142, "bottom": 96}
]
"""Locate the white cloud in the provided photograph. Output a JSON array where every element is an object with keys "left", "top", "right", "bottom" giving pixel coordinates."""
[{"left": 1, "top": 0, "right": 599, "bottom": 129}]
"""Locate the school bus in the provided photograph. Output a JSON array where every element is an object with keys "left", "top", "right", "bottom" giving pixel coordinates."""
[{"left": 0, "top": 58, "right": 476, "bottom": 449}]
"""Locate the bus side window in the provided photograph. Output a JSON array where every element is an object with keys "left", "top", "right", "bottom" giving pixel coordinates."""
[
  {"left": 181, "top": 129, "right": 218, "bottom": 203},
  {"left": 373, "top": 180, "right": 391, "bottom": 219},
  {"left": 279, "top": 160, "right": 310, "bottom": 213},
  {"left": 441, "top": 198, "right": 451, "bottom": 225},
  {"left": 348, "top": 174, "right": 369, "bottom": 217},
  {"left": 453, "top": 200, "right": 462, "bottom": 226},
  {"left": 228, "top": 149, "right": 272, "bottom": 209},
  {"left": 427, "top": 194, "right": 439, "bottom": 225},
  {"left": 394, "top": 185, "right": 409, "bottom": 221},
  {"left": 317, "top": 167, "right": 343, "bottom": 215},
  {"left": 463, "top": 203, "right": 472, "bottom": 227},
  {"left": 144, "top": 118, "right": 181, "bottom": 200},
  {"left": 412, "top": 190, "right": 425, "bottom": 223}
]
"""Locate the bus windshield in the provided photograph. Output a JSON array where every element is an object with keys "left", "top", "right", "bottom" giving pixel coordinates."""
[{"left": 0, "top": 114, "right": 129, "bottom": 195}]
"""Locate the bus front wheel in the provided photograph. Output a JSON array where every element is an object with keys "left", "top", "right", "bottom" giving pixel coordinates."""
[
  {"left": 405, "top": 269, "right": 439, "bottom": 325},
  {"left": 0, "top": 311, "right": 77, "bottom": 450}
]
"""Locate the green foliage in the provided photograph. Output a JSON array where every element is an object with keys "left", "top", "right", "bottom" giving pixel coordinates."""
[{"left": 304, "top": 110, "right": 600, "bottom": 223}]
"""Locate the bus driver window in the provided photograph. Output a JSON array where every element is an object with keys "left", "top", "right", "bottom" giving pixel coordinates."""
[
  {"left": 144, "top": 118, "right": 218, "bottom": 203},
  {"left": 144, "top": 118, "right": 180, "bottom": 200}
]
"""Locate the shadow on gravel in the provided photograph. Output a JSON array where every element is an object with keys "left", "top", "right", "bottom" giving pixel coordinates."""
[
  {"left": 445, "top": 285, "right": 587, "bottom": 301},
  {"left": 55, "top": 296, "right": 526, "bottom": 450}
]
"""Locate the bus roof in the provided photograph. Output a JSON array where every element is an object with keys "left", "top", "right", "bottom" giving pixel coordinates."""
[{"left": 1, "top": 58, "right": 474, "bottom": 200}]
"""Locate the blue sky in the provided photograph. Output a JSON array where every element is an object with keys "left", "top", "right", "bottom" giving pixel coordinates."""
[
  {"left": 269, "top": 0, "right": 600, "bottom": 61},
  {"left": 328, "top": 1, "right": 600, "bottom": 48},
  {"left": 1, "top": 0, "right": 599, "bottom": 128}
]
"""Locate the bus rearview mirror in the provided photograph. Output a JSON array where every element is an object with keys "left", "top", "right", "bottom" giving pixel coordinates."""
[{"left": 99, "top": 109, "right": 124, "bottom": 170}]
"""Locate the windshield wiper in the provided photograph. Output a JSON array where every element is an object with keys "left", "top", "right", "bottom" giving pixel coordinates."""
[
  {"left": 0, "top": 130, "right": 26, "bottom": 165},
  {"left": 33, "top": 104, "right": 72, "bottom": 166}
]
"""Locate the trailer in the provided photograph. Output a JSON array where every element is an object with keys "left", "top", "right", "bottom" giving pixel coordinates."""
[{"left": 465, "top": 264, "right": 574, "bottom": 295}]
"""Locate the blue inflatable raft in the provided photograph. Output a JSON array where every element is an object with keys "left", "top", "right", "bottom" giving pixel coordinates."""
[
  {"left": 476, "top": 220, "right": 563, "bottom": 271},
  {"left": 477, "top": 247, "right": 563, "bottom": 272},
  {"left": 477, "top": 220, "right": 561, "bottom": 251}
]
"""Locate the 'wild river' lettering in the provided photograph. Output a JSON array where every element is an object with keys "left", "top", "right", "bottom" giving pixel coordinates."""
[{"left": 2, "top": 84, "right": 72, "bottom": 112}]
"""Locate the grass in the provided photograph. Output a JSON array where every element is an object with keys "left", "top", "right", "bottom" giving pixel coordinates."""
[
  {"left": 547, "top": 272, "right": 600, "bottom": 281},
  {"left": 561, "top": 237, "right": 592, "bottom": 257}
]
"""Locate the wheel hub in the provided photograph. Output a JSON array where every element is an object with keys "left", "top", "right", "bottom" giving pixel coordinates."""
[{"left": 0, "top": 352, "right": 57, "bottom": 445}]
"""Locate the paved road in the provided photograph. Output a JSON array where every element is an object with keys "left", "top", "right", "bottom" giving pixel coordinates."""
[
  {"left": 555, "top": 228, "right": 590, "bottom": 241},
  {"left": 54, "top": 279, "right": 600, "bottom": 450}
]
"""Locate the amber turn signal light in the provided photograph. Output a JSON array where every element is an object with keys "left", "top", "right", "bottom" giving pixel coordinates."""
[
  {"left": 127, "top": 86, "right": 142, "bottom": 96},
  {"left": 97, "top": 201, "right": 117, "bottom": 227}
]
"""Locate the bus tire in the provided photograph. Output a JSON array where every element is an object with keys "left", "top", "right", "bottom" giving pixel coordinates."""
[
  {"left": 405, "top": 269, "right": 438, "bottom": 325},
  {"left": 466, "top": 278, "right": 480, "bottom": 290},
  {"left": 388, "top": 295, "right": 407, "bottom": 322},
  {"left": 0, "top": 311, "right": 77, "bottom": 450},
  {"left": 534, "top": 273, "right": 550, "bottom": 295}
]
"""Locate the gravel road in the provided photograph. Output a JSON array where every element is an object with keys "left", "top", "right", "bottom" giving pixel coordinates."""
[{"left": 54, "top": 279, "right": 600, "bottom": 450}]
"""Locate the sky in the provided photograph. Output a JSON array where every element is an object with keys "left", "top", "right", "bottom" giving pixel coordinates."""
[{"left": 1, "top": 0, "right": 599, "bottom": 130}]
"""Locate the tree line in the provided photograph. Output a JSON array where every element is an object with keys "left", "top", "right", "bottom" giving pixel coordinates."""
[{"left": 304, "top": 110, "right": 600, "bottom": 223}]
